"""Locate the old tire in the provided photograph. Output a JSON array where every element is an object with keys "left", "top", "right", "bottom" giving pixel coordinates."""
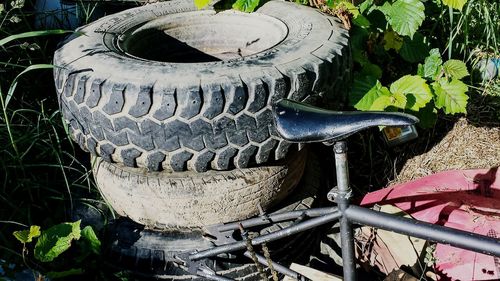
[
  {"left": 104, "top": 151, "right": 327, "bottom": 280},
  {"left": 54, "top": 0, "right": 351, "bottom": 172},
  {"left": 92, "top": 150, "right": 307, "bottom": 228}
]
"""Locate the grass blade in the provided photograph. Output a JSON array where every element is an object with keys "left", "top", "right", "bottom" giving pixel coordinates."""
[
  {"left": 5, "top": 64, "right": 54, "bottom": 108},
  {"left": 0, "top": 30, "right": 72, "bottom": 46}
]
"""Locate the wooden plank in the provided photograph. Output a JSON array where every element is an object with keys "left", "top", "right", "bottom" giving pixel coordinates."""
[{"left": 282, "top": 263, "right": 342, "bottom": 281}]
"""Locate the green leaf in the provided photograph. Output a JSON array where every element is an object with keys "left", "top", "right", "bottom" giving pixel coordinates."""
[
  {"left": 361, "top": 62, "right": 383, "bottom": 80},
  {"left": 350, "top": 26, "right": 369, "bottom": 52},
  {"left": 0, "top": 30, "right": 72, "bottom": 46},
  {"left": 338, "top": 1, "right": 360, "bottom": 18},
  {"left": 366, "top": 7, "right": 388, "bottom": 30},
  {"left": 390, "top": 75, "right": 432, "bottom": 111},
  {"left": 399, "top": 33, "right": 429, "bottom": 63},
  {"left": 81, "top": 226, "right": 100, "bottom": 255},
  {"left": 34, "top": 221, "right": 82, "bottom": 262},
  {"left": 387, "top": 0, "right": 425, "bottom": 38},
  {"left": 411, "top": 101, "right": 437, "bottom": 128},
  {"left": 359, "top": 0, "right": 374, "bottom": 13},
  {"left": 353, "top": 49, "right": 369, "bottom": 66},
  {"left": 350, "top": 76, "right": 391, "bottom": 111},
  {"left": 383, "top": 30, "right": 403, "bottom": 51},
  {"left": 13, "top": 226, "right": 41, "bottom": 244},
  {"left": 390, "top": 92, "right": 407, "bottom": 109},
  {"left": 370, "top": 96, "right": 392, "bottom": 111},
  {"left": 232, "top": 0, "right": 260, "bottom": 12},
  {"left": 353, "top": 14, "right": 371, "bottom": 28},
  {"left": 370, "top": 92, "right": 407, "bottom": 111},
  {"left": 194, "top": 0, "right": 211, "bottom": 9},
  {"left": 419, "top": 48, "right": 443, "bottom": 80},
  {"left": 377, "top": 1, "right": 393, "bottom": 17},
  {"left": 442, "top": 0, "right": 467, "bottom": 10},
  {"left": 443, "top": 59, "right": 469, "bottom": 79},
  {"left": 432, "top": 79, "right": 468, "bottom": 114}
]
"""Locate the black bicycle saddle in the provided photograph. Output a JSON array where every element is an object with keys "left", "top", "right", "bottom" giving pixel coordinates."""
[{"left": 273, "top": 99, "right": 419, "bottom": 143}]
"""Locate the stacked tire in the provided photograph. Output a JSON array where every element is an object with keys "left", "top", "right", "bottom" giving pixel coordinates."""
[{"left": 54, "top": 0, "right": 350, "bottom": 278}]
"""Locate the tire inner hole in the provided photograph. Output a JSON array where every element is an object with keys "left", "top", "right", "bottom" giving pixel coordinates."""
[{"left": 118, "top": 11, "right": 288, "bottom": 63}]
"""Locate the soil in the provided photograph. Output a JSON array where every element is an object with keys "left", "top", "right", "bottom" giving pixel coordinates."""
[{"left": 395, "top": 117, "right": 500, "bottom": 184}]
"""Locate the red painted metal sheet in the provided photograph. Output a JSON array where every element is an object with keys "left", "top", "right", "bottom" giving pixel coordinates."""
[{"left": 360, "top": 168, "right": 500, "bottom": 281}]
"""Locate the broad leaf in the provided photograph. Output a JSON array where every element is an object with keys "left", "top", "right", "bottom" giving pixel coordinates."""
[
  {"left": 353, "top": 14, "right": 371, "bottom": 28},
  {"left": 370, "top": 92, "right": 407, "bottom": 110},
  {"left": 432, "top": 79, "right": 468, "bottom": 114},
  {"left": 389, "top": 92, "right": 407, "bottom": 109},
  {"left": 232, "top": 0, "right": 260, "bottom": 12},
  {"left": 361, "top": 62, "right": 383, "bottom": 80},
  {"left": 383, "top": 30, "right": 403, "bottom": 51},
  {"left": 359, "top": 0, "right": 374, "bottom": 13},
  {"left": 81, "top": 226, "right": 101, "bottom": 255},
  {"left": 399, "top": 33, "right": 429, "bottom": 63},
  {"left": 443, "top": 59, "right": 469, "bottom": 79},
  {"left": 350, "top": 26, "right": 369, "bottom": 53},
  {"left": 390, "top": 75, "right": 432, "bottom": 111},
  {"left": 387, "top": 0, "right": 425, "bottom": 38},
  {"left": 34, "top": 221, "right": 81, "bottom": 262},
  {"left": 377, "top": 1, "right": 393, "bottom": 17},
  {"left": 409, "top": 101, "right": 437, "bottom": 128},
  {"left": 419, "top": 48, "right": 442, "bottom": 79},
  {"left": 350, "top": 76, "right": 390, "bottom": 110},
  {"left": 370, "top": 96, "right": 392, "bottom": 111},
  {"left": 442, "top": 0, "right": 467, "bottom": 10},
  {"left": 13, "top": 225, "right": 41, "bottom": 244},
  {"left": 194, "top": 0, "right": 211, "bottom": 9},
  {"left": 353, "top": 49, "right": 369, "bottom": 66}
]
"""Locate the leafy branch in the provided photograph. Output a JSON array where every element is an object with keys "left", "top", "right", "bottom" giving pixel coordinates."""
[
  {"left": 351, "top": 49, "right": 469, "bottom": 127},
  {"left": 12, "top": 221, "right": 101, "bottom": 277}
]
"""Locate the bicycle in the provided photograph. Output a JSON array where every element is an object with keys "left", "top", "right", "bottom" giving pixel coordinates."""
[{"left": 184, "top": 99, "right": 500, "bottom": 281}]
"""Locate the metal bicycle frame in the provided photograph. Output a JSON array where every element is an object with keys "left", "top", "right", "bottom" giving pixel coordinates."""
[{"left": 190, "top": 141, "right": 500, "bottom": 281}]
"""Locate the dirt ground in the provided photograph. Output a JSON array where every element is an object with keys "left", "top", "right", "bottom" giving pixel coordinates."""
[
  {"left": 387, "top": 89, "right": 500, "bottom": 185},
  {"left": 395, "top": 117, "right": 500, "bottom": 183}
]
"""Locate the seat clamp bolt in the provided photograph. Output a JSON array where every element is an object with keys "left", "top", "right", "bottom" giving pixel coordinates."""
[
  {"left": 334, "top": 142, "right": 347, "bottom": 154},
  {"left": 327, "top": 186, "right": 352, "bottom": 202}
]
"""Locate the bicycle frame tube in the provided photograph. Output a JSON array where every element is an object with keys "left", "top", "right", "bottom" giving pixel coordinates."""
[
  {"left": 190, "top": 210, "right": 343, "bottom": 261},
  {"left": 345, "top": 205, "right": 500, "bottom": 257},
  {"left": 191, "top": 141, "right": 500, "bottom": 281}
]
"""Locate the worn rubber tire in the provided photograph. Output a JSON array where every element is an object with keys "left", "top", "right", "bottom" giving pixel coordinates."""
[
  {"left": 54, "top": 0, "right": 351, "bottom": 172},
  {"left": 104, "top": 151, "right": 327, "bottom": 280},
  {"left": 92, "top": 150, "right": 306, "bottom": 228}
]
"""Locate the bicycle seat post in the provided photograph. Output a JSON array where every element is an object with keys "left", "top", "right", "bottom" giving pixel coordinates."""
[
  {"left": 273, "top": 99, "right": 418, "bottom": 280},
  {"left": 329, "top": 141, "right": 357, "bottom": 281}
]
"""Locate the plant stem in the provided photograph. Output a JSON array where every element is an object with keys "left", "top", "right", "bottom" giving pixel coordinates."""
[
  {"left": 0, "top": 87, "right": 20, "bottom": 157},
  {"left": 448, "top": 6, "right": 453, "bottom": 60}
]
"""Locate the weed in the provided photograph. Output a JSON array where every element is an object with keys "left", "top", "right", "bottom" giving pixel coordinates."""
[{"left": 0, "top": 0, "right": 105, "bottom": 278}]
